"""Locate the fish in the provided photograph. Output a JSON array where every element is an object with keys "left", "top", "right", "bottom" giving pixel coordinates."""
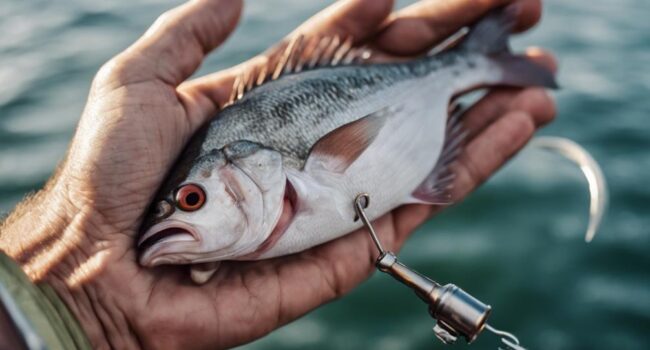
[{"left": 137, "top": 8, "right": 560, "bottom": 284}]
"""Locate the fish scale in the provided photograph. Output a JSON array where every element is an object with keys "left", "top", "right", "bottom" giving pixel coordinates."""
[{"left": 202, "top": 63, "right": 410, "bottom": 164}]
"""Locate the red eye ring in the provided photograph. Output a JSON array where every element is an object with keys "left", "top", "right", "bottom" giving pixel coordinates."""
[{"left": 175, "top": 184, "right": 206, "bottom": 212}]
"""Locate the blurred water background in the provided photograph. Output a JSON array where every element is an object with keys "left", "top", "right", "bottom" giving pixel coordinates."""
[{"left": 1, "top": 0, "right": 648, "bottom": 349}]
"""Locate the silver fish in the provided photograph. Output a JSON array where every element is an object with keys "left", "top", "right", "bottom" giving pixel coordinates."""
[{"left": 138, "top": 8, "right": 559, "bottom": 283}]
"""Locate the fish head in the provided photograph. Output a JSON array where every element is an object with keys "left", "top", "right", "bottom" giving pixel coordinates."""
[{"left": 138, "top": 141, "right": 288, "bottom": 266}]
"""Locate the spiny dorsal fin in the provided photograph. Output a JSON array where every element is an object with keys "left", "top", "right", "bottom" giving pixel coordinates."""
[
  {"left": 428, "top": 27, "right": 470, "bottom": 56},
  {"left": 225, "top": 34, "right": 373, "bottom": 106}
]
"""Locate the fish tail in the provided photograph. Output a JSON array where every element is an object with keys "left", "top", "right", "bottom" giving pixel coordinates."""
[{"left": 457, "top": 6, "right": 558, "bottom": 89}]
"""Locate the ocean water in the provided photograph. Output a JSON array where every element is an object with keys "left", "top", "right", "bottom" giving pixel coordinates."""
[{"left": 1, "top": 0, "right": 648, "bottom": 349}]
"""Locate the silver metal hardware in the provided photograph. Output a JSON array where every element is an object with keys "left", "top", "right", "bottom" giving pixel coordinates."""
[{"left": 353, "top": 193, "right": 526, "bottom": 349}]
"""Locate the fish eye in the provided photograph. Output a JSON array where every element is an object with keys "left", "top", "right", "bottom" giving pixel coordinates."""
[{"left": 175, "top": 184, "right": 206, "bottom": 212}]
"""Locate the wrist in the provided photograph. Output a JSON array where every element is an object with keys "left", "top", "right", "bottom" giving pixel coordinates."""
[
  {"left": 0, "top": 175, "right": 82, "bottom": 280},
  {"left": 0, "top": 175, "right": 139, "bottom": 349}
]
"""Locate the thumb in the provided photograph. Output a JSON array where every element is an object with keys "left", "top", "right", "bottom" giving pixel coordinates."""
[{"left": 101, "top": 0, "right": 242, "bottom": 88}]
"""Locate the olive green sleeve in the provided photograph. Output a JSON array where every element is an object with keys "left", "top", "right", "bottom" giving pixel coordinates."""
[{"left": 0, "top": 252, "right": 92, "bottom": 350}]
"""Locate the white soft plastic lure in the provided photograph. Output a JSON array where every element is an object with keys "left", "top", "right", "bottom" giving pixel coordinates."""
[
  {"left": 529, "top": 137, "right": 607, "bottom": 242},
  {"left": 136, "top": 8, "right": 606, "bottom": 284}
]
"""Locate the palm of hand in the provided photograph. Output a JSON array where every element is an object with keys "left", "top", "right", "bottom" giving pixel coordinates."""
[
  {"left": 77, "top": 32, "right": 413, "bottom": 350},
  {"left": 26, "top": 0, "right": 556, "bottom": 348}
]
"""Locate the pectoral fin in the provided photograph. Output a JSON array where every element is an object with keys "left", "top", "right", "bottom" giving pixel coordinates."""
[
  {"left": 190, "top": 262, "right": 221, "bottom": 284},
  {"left": 305, "top": 107, "right": 390, "bottom": 173}
]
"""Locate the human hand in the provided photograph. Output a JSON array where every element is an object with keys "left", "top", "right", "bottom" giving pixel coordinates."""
[{"left": 0, "top": 0, "right": 556, "bottom": 348}]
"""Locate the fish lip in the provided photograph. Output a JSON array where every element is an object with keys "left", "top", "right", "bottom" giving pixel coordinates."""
[
  {"left": 138, "top": 220, "right": 199, "bottom": 247},
  {"left": 138, "top": 221, "right": 199, "bottom": 265}
]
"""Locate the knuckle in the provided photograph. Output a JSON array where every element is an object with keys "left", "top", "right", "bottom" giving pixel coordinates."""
[
  {"left": 92, "top": 57, "right": 127, "bottom": 89},
  {"left": 539, "top": 91, "right": 557, "bottom": 125},
  {"left": 512, "top": 110, "right": 537, "bottom": 137},
  {"left": 528, "top": 88, "right": 556, "bottom": 126},
  {"left": 354, "top": 0, "right": 394, "bottom": 27},
  {"left": 526, "top": 47, "right": 559, "bottom": 73},
  {"left": 465, "top": 155, "right": 491, "bottom": 188},
  {"left": 152, "top": 9, "right": 178, "bottom": 31},
  {"left": 92, "top": 54, "right": 151, "bottom": 90},
  {"left": 153, "top": 8, "right": 193, "bottom": 42},
  {"left": 510, "top": 88, "right": 557, "bottom": 126}
]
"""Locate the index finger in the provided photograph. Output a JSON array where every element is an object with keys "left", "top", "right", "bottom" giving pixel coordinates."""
[
  {"left": 293, "top": 0, "right": 394, "bottom": 42},
  {"left": 103, "top": 0, "right": 242, "bottom": 88},
  {"left": 373, "top": 0, "right": 541, "bottom": 56},
  {"left": 181, "top": 0, "right": 394, "bottom": 115}
]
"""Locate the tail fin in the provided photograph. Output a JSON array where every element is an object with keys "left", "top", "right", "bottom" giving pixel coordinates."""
[
  {"left": 458, "top": 7, "right": 558, "bottom": 89},
  {"left": 529, "top": 137, "right": 608, "bottom": 242},
  {"left": 458, "top": 6, "right": 516, "bottom": 55}
]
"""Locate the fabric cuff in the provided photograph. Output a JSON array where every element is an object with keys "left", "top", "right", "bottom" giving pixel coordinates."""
[{"left": 0, "top": 252, "right": 91, "bottom": 350}]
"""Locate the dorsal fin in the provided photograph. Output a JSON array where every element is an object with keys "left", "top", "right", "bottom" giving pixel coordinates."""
[
  {"left": 225, "top": 35, "right": 374, "bottom": 106},
  {"left": 428, "top": 27, "right": 470, "bottom": 56}
]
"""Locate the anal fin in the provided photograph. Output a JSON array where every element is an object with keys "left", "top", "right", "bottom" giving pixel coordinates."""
[{"left": 410, "top": 104, "right": 467, "bottom": 204}]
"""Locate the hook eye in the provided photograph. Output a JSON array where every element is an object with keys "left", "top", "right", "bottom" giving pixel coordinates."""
[{"left": 353, "top": 193, "right": 369, "bottom": 222}]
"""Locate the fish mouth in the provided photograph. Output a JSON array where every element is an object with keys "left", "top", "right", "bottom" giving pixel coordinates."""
[{"left": 138, "top": 221, "right": 199, "bottom": 265}]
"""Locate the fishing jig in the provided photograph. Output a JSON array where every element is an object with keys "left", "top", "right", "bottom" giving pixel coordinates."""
[{"left": 353, "top": 193, "right": 526, "bottom": 350}]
